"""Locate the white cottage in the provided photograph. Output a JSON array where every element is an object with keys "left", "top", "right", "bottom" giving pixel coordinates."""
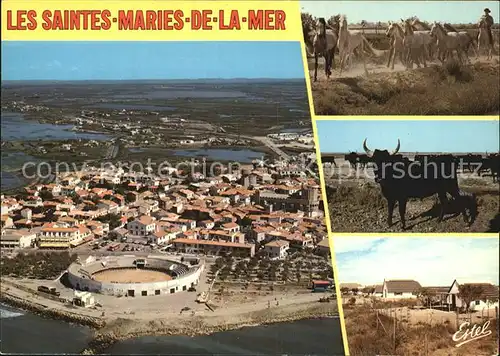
[
  {"left": 447, "top": 279, "right": 499, "bottom": 311},
  {"left": 382, "top": 279, "right": 421, "bottom": 299}
]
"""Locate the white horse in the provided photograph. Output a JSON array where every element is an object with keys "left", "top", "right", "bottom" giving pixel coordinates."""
[
  {"left": 430, "top": 22, "right": 471, "bottom": 64},
  {"left": 402, "top": 19, "right": 428, "bottom": 69},
  {"left": 304, "top": 19, "right": 337, "bottom": 81},
  {"left": 443, "top": 23, "right": 479, "bottom": 60},
  {"left": 385, "top": 21, "right": 406, "bottom": 69},
  {"left": 337, "top": 15, "right": 377, "bottom": 76},
  {"left": 477, "top": 18, "right": 494, "bottom": 60},
  {"left": 411, "top": 19, "right": 439, "bottom": 60}
]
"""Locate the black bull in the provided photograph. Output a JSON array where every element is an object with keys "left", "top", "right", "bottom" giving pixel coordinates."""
[{"left": 363, "top": 139, "right": 477, "bottom": 229}]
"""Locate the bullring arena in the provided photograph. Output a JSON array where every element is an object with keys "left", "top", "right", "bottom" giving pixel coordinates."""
[{"left": 67, "top": 255, "right": 204, "bottom": 297}]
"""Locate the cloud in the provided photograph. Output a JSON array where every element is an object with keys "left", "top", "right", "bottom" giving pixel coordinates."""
[
  {"left": 70, "top": 66, "right": 79, "bottom": 72},
  {"left": 47, "top": 60, "right": 62, "bottom": 68},
  {"left": 333, "top": 237, "right": 385, "bottom": 254},
  {"left": 334, "top": 237, "right": 499, "bottom": 287}
]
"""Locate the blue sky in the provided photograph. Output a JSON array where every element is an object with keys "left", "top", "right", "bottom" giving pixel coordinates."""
[
  {"left": 334, "top": 237, "right": 499, "bottom": 286},
  {"left": 301, "top": 1, "right": 499, "bottom": 24},
  {"left": 317, "top": 120, "right": 499, "bottom": 153},
  {"left": 1, "top": 41, "right": 304, "bottom": 81}
]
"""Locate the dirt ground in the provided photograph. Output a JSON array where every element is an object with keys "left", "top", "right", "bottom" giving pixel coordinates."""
[
  {"left": 343, "top": 303, "right": 499, "bottom": 356},
  {"left": 324, "top": 159, "right": 499, "bottom": 233},
  {"left": 92, "top": 268, "right": 173, "bottom": 283},
  {"left": 309, "top": 53, "right": 500, "bottom": 115}
]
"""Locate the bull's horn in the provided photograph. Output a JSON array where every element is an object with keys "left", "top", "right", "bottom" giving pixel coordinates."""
[
  {"left": 391, "top": 139, "right": 401, "bottom": 155},
  {"left": 363, "top": 138, "right": 373, "bottom": 157}
]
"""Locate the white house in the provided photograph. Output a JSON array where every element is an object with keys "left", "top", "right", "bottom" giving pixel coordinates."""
[
  {"left": 97, "top": 200, "right": 119, "bottom": 214},
  {"left": 0, "top": 229, "right": 37, "bottom": 249},
  {"left": 372, "top": 284, "right": 383, "bottom": 297},
  {"left": 38, "top": 223, "right": 91, "bottom": 248},
  {"left": 149, "top": 229, "right": 180, "bottom": 245},
  {"left": 264, "top": 240, "right": 290, "bottom": 260},
  {"left": 447, "top": 279, "right": 499, "bottom": 311},
  {"left": 381, "top": 279, "right": 421, "bottom": 299},
  {"left": 221, "top": 222, "right": 240, "bottom": 233},
  {"left": 73, "top": 291, "right": 95, "bottom": 308},
  {"left": 127, "top": 215, "right": 156, "bottom": 237},
  {"left": 23, "top": 197, "right": 44, "bottom": 208}
]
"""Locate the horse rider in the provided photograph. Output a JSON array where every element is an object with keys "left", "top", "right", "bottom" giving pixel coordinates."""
[{"left": 479, "top": 8, "right": 494, "bottom": 46}]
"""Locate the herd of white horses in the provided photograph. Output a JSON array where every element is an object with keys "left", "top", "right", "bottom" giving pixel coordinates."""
[{"left": 305, "top": 15, "right": 496, "bottom": 81}]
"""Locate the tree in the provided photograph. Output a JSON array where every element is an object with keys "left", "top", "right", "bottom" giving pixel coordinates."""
[
  {"left": 458, "top": 284, "right": 484, "bottom": 314},
  {"left": 417, "top": 287, "right": 437, "bottom": 307},
  {"left": 362, "top": 287, "right": 375, "bottom": 294},
  {"left": 340, "top": 287, "right": 349, "bottom": 295},
  {"left": 39, "top": 189, "right": 53, "bottom": 201},
  {"left": 360, "top": 20, "right": 367, "bottom": 34},
  {"left": 125, "top": 192, "right": 137, "bottom": 203},
  {"left": 97, "top": 213, "right": 122, "bottom": 230}
]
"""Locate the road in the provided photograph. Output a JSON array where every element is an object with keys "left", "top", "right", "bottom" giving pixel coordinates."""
[
  {"left": 253, "top": 136, "right": 291, "bottom": 161},
  {"left": 105, "top": 142, "right": 119, "bottom": 159}
]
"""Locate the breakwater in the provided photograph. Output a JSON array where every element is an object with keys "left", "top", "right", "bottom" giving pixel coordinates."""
[{"left": 0, "top": 291, "right": 105, "bottom": 329}]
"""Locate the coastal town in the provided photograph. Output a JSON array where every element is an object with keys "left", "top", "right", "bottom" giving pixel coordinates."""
[
  {"left": 0, "top": 133, "right": 337, "bottom": 351},
  {"left": 1, "top": 151, "right": 328, "bottom": 258},
  {"left": 0, "top": 59, "right": 343, "bottom": 353}
]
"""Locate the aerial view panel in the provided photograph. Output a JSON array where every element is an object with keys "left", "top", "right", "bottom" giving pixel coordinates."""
[{"left": 0, "top": 41, "right": 344, "bottom": 355}]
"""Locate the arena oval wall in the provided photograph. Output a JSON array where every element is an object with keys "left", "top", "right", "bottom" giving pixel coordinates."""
[{"left": 66, "top": 255, "right": 204, "bottom": 297}]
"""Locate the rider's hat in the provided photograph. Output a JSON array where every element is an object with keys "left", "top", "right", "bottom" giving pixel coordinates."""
[{"left": 484, "top": 8, "right": 491, "bottom": 13}]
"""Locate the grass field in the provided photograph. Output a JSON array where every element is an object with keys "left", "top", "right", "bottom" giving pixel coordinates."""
[
  {"left": 343, "top": 303, "right": 499, "bottom": 356},
  {"left": 311, "top": 60, "right": 500, "bottom": 115}
]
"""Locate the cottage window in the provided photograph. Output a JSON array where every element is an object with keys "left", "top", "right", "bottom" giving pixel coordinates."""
[{"left": 475, "top": 300, "right": 480, "bottom": 305}]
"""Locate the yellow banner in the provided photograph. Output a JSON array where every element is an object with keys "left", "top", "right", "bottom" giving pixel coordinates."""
[{"left": 1, "top": 1, "right": 301, "bottom": 41}]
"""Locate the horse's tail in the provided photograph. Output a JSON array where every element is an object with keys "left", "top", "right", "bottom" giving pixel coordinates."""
[{"left": 361, "top": 35, "right": 379, "bottom": 57}]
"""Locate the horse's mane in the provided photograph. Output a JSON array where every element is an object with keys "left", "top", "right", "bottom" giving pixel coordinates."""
[
  {"left": 443, "top": 23, "right": 458, "bottom": 32},
  {"left": 392, "top": 22, "right": 404, "bottom": 35},
  {"left": 412, "top": 18, "right": 431, "bottom": 30},
  {"left": 402, "top": 19, "right": 414, "bottom": 34}
]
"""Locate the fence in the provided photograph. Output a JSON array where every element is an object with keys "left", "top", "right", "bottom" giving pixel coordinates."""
[{"left": 373, "top": 305, "right": 499, "bottom": 355}]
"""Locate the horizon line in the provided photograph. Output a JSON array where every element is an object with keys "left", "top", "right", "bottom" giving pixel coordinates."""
[
  {"left": 1, "top": 77, "right": 305, "bottom": 83},
  {"left": 322, "top": 150, "right": 499, "bottom": 154}
]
